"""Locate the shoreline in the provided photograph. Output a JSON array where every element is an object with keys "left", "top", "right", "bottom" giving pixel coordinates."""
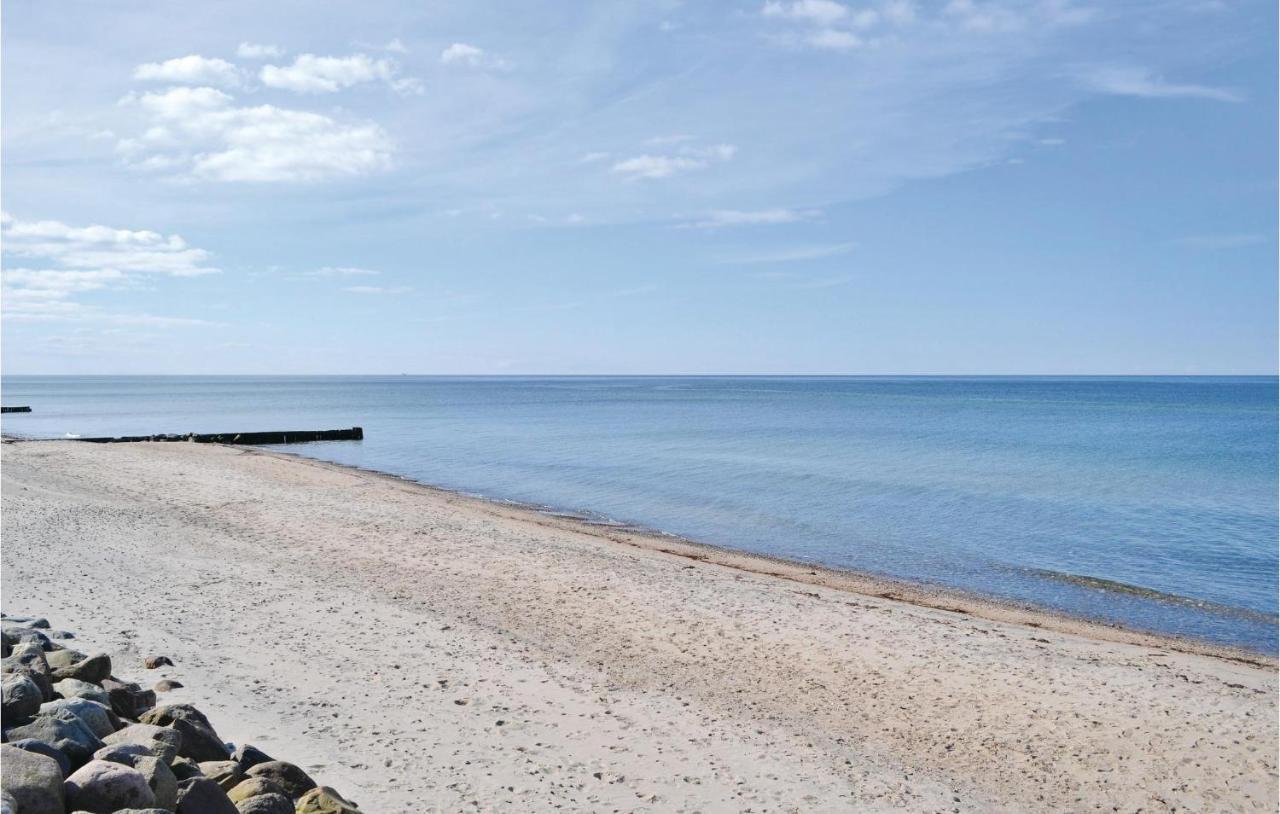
[
  {"left": 3, "top": 439, "right": 1276, "bottom": 811},
  {"left": 249, "top": 443, "right": 1276, "bottom": 666},
  {"left": 7, "top": 432, "right": 1275, "bottom": 660}
]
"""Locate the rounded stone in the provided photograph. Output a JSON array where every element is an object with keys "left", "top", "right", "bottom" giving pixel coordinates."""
[
  {"left": 244, "top": 760, "right": 316, "bottom": 800},
  {"left": 64, "top": 759, "right": 156, "bottom": 813},
  {"left": 2, "top": 673, "right": 43, "bottom": 723},
  {"left": 234, "top": 792, "right": 293, "bottom": 814},
  {"left": 0, "top": 744, "right": 65, "bottom": 814},
  {"left": 295, "top": 786, "right": 361, "bottom": 813}
]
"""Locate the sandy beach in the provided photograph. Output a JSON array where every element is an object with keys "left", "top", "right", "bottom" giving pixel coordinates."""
[{"left": 2, "top": 440, "right": 1275, "bottom": 812}]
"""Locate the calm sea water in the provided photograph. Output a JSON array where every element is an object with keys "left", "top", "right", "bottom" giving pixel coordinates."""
[{"left": 2, "top": 375, "right": 1275, "bottom": 652}]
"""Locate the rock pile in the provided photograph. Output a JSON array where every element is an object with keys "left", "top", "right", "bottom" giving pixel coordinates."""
[{"left": 1, "top": 614, "right": 361, "bottom": 814}]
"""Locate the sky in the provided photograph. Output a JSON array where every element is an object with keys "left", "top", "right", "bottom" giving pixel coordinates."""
[{"left": 1, "top": 0, "right": 1276, "bottom": 375}]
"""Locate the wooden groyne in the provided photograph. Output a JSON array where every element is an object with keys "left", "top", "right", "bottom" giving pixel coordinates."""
[
  {"left": 1, "top": 406, "right": 32, "bottom": 413},
  {"left": 77, "top": 427, "right": 363, "bottom": 445}
]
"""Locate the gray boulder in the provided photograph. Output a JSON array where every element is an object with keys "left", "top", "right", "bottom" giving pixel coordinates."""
[
  {"left": 94, "top": 742, "right": 163, "bottom": 762},
  {"left": 229, "top": 744, "right": 272, "bottom": 772},
  {"left": 2, "top": 673, "right": 43, "bottom": 723},
  {"left": 52, "top": 653, "right": 112, "bottom": 684},
  {"left": 8, "top": 737, "right": 72, "bottom": 777},
  {"left": 39, "top": 697, "right": 120, "bottom": 738},
  {"left": 94, "top": 745, "right": 178, "bottom": 809},
  {"left": 4, "top": 708, "right": 104, "bottom": 767},
  {"left": 140, "top": 705, "right": 228, "bottom": 762},
  {"left": 198, "top": 760, "right": 243, "bottom": 791},
  {"left": 234, "top": 792, "right": 293, "bottom": 814},
  {"left": 136, "top": 755, "right": 180, "bottom": 811},
  {"left": 176, "top": 776, "right": 238, "bottom": 814},
  {"left": 103, "top": 678, "right": 157, "bottom": 719},
  {"left": 43, "top": 648, "right": 88, "bottom": 670},
  {"left": 0, "top": 744, "right": 65, "bottom": 814},
  {"left": 244, "top": 761, "right": 315, "bottom": 800},
  {"left": 226, "top": 776, "right": 288, "bottom": 803},
  {"left": 170, "top": 756, "right": 204, "bottom": 781},
  {"left": 102, "top": 723, "right": 183, "bottom": 765},
  {"left": 2, "top": 616, "right": 51, "bottom": 629},
  {"left": 65, "top": 759, "right": 157, "bottom": 813},
  {"left": 52, "top": 678, "right": 111, "bottom": 706}
]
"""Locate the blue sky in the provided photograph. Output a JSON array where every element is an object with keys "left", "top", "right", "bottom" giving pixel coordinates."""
[{"left": 2, "top": 0, "right": 1275, "bottom": 374}]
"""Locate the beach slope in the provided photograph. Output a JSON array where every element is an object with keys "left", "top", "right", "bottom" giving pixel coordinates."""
[{"left": 2, "top": 441, "right": 1275, "bottom": 812}]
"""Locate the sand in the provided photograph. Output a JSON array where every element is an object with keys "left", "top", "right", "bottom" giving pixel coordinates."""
[{"left": 1, "top": 440, "right": 1275, "bottom": 813}]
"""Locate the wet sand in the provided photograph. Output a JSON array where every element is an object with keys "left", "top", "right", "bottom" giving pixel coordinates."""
[{"left": 2, "top": 440, "right": 1275, "bottom": 812}]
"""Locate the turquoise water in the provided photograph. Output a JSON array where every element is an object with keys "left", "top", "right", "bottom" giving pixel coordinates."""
[{"left": 2, "top": 375, "right": 1275, "bottom": 652}]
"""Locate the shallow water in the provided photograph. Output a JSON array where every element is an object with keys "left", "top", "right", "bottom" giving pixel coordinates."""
[{"left": 3, "top": 375, "right": 1275, "bottom": 653}]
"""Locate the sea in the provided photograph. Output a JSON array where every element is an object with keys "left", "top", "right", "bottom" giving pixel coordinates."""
[{"left": 2, "top": 375, "right": 1275, "bottom": 653}]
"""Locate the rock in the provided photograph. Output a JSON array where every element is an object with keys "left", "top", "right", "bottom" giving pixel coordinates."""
[
  {"left": 94, "top": 742, "right": 163, "bottom": 763},
  {"left": 155, "top": 679, "right": 184, "bottom": 692},
  {"left": 39, "top": 697, "right": 120, "bottom": 738},
  {"left": 3, "top": 663, "right": 54, "bottom": 703},
  {"left": 140, "top": 705, "right": 228, "bottom": 762},
  {"left": 44, "top": 648, "right": 88, "bottom": 670},
  {"left": 244, "top": 761, "right": 315, "bottom": 800},
  {"left": 102, "top": 723, "right": 183, "bottom": 764},
  {"left": 2, "top": 624, "right": 52, "bottom": 651},
  {"left": 230, "top": 744, "right": 273, "bottom": 773},
  {"left": 48, "top": 630, "right": 76, "bottom": 640},
  {"left": 295, "top": 786, "right": 361, "bottom": 813},
  {"left": 133, "top": 756, "right": 180, "bottom": 811},
  {"left": 175, "top": 777, "right": 238, "bottom": 814},
  {"left": 170, "top": 756, "right": 204, "bottom": 781},
  {"left": 52, "top": 678, "right": 111, "bottom": 706},
  {"left": 64, "top": 759, "right": 156, "bottom": 813},
  {"left": 51, "top": 653, "right": 112, "bottom": 684},
  {"left": 2, "top": 673, "right": 43, "bottom": 723},
  {"left": 0, "top": 744, "right": 65, "bottom": 814},
  {"left": 103, "top": 678, "right": 157, "bottom": 719},
  {"left": 2, "top": 646, "right": 54, "bottom": 700},
  {"left": 0, "top": 791, "right": 14, "bottom": 814},
  {"left": 234, "top": 792, "right": 293, "bottom": 814},
  {"left": 8, "top": 737, "right": 72, "bottom": 777},
  {"left": 198, "top": 760, "right": 244, "bottom": 791},
  {"left": 144, "top": 656, "right": 175, "bottom": 669},
  {"left": 4, "top": 708, "right": 104, "bottom": 768},
  {"left": 226, "top": 777, "right": 288, "bottom": 803},
  {"left": 2, "top": 616, "right": 51, "bottom": 629}
]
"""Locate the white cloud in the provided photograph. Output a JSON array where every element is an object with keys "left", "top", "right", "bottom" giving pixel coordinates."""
[
  {"left": 808, "top": 28, "right": 861, "bottom": 49},
  {"left": 1080, "top": 66, "right": 1242, "bottom": 102},
  {"left": 720, "top": 242, "right": 856, "bottom": 264},
  {"left": 611, "top": 142, "right": 737, "bottom": 180},
  {"left": 611, "top": 155, "right": 703, "bottom": 180},
  {"left": 305, "top": 266, "right": 381, "bottom": 276},
  {"left": 236, "top": 42, "right": 284, "bottom": 59},
  {"left": 762, "top": 0, "right": 849, "bottom": 25},
  {"left": 1, "top": 212, "right": 218, "bottom": 276},
  {"left": 1, "top": 213, "right": 218, "bottom": 323},
  {"left": 260, "top": 53, "right": 418, "bottom": 94},
  {"left": 133, "top": 55, "right": 242, "bottom": 88},
  {"left": 343, "top": 285, "right": 411, "bottom": 294},
  {"left": 118, "top": 86, "right": 394, "bottom": 182},
  {"left": 440, "top": 42, "right": 507, "bottom": 69},
  {"left": 683, "top": 208, "right": 821, "bottom": 228},
  {"left": 384, "top": 38, "right": 409, "bottom": 54}
]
